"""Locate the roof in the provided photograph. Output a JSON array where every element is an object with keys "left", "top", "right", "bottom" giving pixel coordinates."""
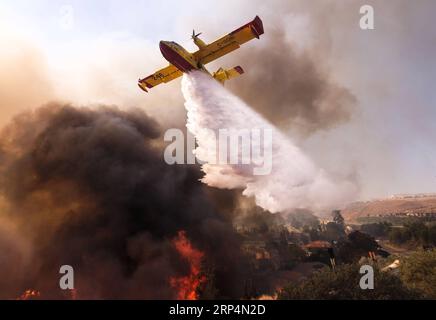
[{"left": 304, "top": 241, "right": 332, "bottom": 249}]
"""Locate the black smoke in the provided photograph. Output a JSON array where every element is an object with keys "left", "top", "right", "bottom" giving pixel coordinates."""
[{"left": 0, "top": 103, "right": 247, "bottom": 299}]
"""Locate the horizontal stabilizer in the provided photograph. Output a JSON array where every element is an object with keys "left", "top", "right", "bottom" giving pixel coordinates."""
[{"left": 213, "top": 66, "right": 245, "bottom": 84}]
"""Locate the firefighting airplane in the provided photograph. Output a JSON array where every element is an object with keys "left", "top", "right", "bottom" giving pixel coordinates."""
[{"left": 138, "top": 16, "right": 264, "bottom": 92}]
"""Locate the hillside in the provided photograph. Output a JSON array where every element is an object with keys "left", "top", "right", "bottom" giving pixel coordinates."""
[{"left": 342, "top": 195, "right": 436, "bottom": 222}]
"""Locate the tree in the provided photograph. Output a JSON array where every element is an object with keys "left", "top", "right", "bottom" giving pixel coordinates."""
[
  {"left": 304, "top": 225, "right": 321, "bottom": 242},
  {"left": 287, "top": 209, "right": 320, "bottom": 229},
  {"left": 389, "top": 227, "right": 410, "bottom": 244},
  {"left": 388, "top": 223, "right": 436, "bottom": 246},
  {"left": 277, "top": 243, "right": 306, "bottom": 270},
  {"left": 336, "top": 231, "right": 379, "bottom": 263},
  {"left": 348, "top": 231, "right": 379, "bottom": 251},
  {"left": 322, "top": 222, "right": 346, "bottom": 242},
  {"left": 278, "top": 263, "right": 422, "bottom": 300},
  {"left": 332, "top": 210, "right": 345, "bottom": 227},
  {"left": 406, "top": 222, "right": 428, "bottom": 243},
  {"left": 361, "top": 222, "right": 392, "bottom": 238},
  {"left": 198, "top": 263, "right": 219, "bottom": 300},
  {"left": 400, "top": 250, "right": 436, "bottom": 299},
  {"left": 429, "top": 224, "right": 436, "bottom": 246}
]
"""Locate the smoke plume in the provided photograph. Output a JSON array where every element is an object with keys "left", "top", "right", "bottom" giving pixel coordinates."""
[
  {"left": 225, "top": 16, "right": 357, "bottom": 135},
  {"left": 0, "top": 103, "right": 246, "bottom": 299},
  {"left": 0, "top": 34, "right": 54, "bottom": 128},
  {"left": 182, "top": 71, "right": 357, "bottom": 213}
]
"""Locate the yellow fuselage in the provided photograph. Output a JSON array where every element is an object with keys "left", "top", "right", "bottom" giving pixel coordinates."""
[{"left": 159, "top": 41, "right": 201, "bottom": 72}]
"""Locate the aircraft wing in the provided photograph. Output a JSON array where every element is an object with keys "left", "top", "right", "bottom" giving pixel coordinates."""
[
  {"left": 138, "top": 64, "right": 183, "bottom": 92},
  {"left": 193, "top": 16, "right": 264, "bottom": 65}
]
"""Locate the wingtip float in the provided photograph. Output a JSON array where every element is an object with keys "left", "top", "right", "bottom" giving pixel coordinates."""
[{"left": 138, "top": 16, "right": 264, "bottom": 93}]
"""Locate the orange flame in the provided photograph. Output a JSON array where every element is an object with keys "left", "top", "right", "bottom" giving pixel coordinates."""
[
  {"left": 70, "top": 289, "right": 78, "bottom": 300},
  {"left": 170, "top": 231, "right": 206, "bottom": 300},
  {"left": 15, "top": 289, "right": 77, "bottom": 300},
  {"left": 64, "top": 289, "right": 78, "bottom": 300},
  {"left": 17, "top": 289, "right": 41, "bottom": 300}
]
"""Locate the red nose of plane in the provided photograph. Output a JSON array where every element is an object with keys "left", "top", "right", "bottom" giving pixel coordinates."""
[
  {"left": 159, "top": 41, "right": 171, "bottom": 59},
  {"left": 158, "top": 41, "right": 194, "bottom": 72},
  {"left": 159, "top": 41, "right": 175, "bottom": 63}
]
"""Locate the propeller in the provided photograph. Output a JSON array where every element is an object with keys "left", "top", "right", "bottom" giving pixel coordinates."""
[{"left": 191, "top": 29, "right": 202, "bottom": 40}]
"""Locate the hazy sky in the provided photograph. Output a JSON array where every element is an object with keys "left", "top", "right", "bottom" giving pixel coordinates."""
[{"left": 1, "top": 0, "right": 435, "bottom": 201}]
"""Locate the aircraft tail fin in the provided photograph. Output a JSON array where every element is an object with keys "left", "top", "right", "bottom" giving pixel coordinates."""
[{"left": 213, "top": 66, "right": 244, "bottom": 84}]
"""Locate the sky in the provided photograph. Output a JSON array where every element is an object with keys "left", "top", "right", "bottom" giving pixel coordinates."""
[{"left": 0, "top": 0, "right": 435, "bottom": 202}]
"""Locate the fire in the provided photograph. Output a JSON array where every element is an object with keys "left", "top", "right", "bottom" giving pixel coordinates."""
[
  {"left": 70, "top": 289, "right": 78, "bottom": 300},
  {"left": 63, "top": 289, "right": 78, "bottom": 300},
  {"left": 170, "top": 231, "right": 206, "bottom": 300},
  {"left": 17, "top": 289, "right": 41, "bottom": 300},
  {"left": 15, "top": 289, "right": 77, "bottom": 300}
]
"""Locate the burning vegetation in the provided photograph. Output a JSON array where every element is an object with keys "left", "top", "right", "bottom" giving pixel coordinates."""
[
  {"left": 16, "top": 289, "right": 41, "bottom": 300},
  {"left": 170, "top": 231, "right": 206, "bottom": 300},
  {"left": 0, "top": 103, "right": 246, "bottom": 299},
  {"left": 0, "top": 103, "right": 434, "bottom": 300}
]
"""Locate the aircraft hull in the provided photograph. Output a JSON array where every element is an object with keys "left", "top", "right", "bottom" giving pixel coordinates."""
[{"left": 159, "top": 41, "right": 196, "bottom": 72}]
